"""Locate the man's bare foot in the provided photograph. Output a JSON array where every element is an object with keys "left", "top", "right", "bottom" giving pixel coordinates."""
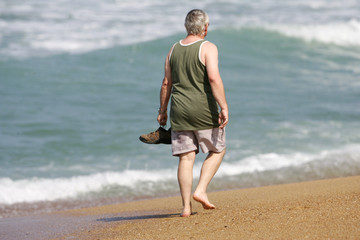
[
  {"left": 193, "top": 192, "right": 215, "bottom": 209},
  {"left": 180, "top": 211, "right": 191, "bottom": 217},
  {"left": 180, "top": 203, "right": 192, "bottom": 217}
]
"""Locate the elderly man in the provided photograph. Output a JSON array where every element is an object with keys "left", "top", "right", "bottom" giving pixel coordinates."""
[{"left": 154, "top": 9, "right": 229, "bottom": 217}]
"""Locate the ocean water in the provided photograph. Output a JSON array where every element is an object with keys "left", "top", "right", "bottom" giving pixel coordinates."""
[{"left": 1, "top": 0, "right": 360, "bottom": 216}]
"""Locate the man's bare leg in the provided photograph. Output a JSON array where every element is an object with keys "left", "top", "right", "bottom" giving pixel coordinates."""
[
  {"left": 177, "top": 151, "right": 196, "bottom": 217},
  {"left": 193, "top": 148, "right": 226, "bottom": 209}
]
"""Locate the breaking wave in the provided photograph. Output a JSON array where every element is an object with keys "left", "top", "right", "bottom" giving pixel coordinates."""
[{"left": 1, "top": 144, "right": 359, "bottom": 205}]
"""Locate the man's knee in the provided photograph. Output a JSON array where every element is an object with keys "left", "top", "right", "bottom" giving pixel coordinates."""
[{"left": 179, "top": 150, "right": 196, "bottom": 161}]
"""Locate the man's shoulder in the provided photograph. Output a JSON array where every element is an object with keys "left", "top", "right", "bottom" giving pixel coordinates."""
[
  {"left": 204, "top": 40, "right": 217, "bottom": 46},
  {"left": 202, "top": 41, "right": 218, "bottom": 53}
]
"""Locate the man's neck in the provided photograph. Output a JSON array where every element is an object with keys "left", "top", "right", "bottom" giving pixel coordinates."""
[{"left": 181, "top": 34, "right": 205, "bottom": 44}]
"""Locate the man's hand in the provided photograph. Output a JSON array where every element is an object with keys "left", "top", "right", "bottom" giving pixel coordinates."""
[
  {"left": 218, "top": 108, "right": 228, "bottom": 129},
  {"left": 157, "top": 112, "right": 168, "bottom": 126}
]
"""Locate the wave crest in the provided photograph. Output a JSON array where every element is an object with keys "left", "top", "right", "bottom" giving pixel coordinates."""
[
  {"left": 263, "top": 19, "right": 360, "bottom": 46},
  {"left": 1, "top": 145, "right": 359, "bottom": 205}
]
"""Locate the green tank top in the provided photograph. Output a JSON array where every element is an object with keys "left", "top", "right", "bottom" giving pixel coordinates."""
[{"left": 169, "top": 39, "right": 219, "bottom": 131}]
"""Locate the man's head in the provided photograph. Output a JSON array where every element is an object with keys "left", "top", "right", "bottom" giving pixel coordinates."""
[{"left": 184, "top": 9, "right": 209, "bottom": 36}]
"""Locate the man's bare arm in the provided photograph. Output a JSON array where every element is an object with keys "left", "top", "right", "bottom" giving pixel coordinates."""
[
  {"left": 157, "top": 51, "right": 172, "bottom": 126},
  {"left": 204, "top": 42, "right": 228, "bottom": 128}
]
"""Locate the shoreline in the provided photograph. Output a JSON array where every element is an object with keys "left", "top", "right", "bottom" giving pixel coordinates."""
[
  {"left": 0, "top": 193, "right": 178, "bottom": 219},
  {"left": 1, "top": 175, "right": 359, "bottom": 239}
]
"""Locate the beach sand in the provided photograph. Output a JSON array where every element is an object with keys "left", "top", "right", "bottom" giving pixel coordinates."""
[{"left": 1, "top": 176, "right": 359, "bottom": 240}]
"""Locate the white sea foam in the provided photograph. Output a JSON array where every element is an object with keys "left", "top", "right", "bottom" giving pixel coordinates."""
[
  {"left": 0, "top": 0, "right": 187, "bottom": 59},
  {"left": 0, "top": 169, "right": 175, "bottom": 205},
  {"left": 218, "top": 144, "right": 360, "bottom": 177},
  {"left": 1, "top": 145, "right": 359, "bottom": 205},
  {"left": 1, "top": 0, "right": 359, "bottom": 60},
  {"left": 264, "top": 19, "right": 360, "bottom": 47}
]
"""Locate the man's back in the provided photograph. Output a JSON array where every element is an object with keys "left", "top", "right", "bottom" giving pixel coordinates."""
[{"left": 169, "top": 39, "right": 219, "bottom": 131}]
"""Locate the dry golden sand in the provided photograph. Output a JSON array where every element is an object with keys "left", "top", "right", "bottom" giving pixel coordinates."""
[{"left": 58, "top": 176, "right": 360, "bottom": 240}]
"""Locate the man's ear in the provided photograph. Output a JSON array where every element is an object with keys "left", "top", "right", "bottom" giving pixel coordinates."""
[{"left": 203, "top": 24, "right": 208, "bottom": 37}]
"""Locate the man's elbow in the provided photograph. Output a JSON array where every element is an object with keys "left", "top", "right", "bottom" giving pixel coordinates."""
[
  {"left": 162, "top": 78, "right": 172, "bottom": 89},
  {"left": 208, "top": 75, "right": 221, "bottom": 85}
]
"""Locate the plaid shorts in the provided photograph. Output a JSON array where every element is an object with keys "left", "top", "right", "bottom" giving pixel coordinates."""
[{"left": 171, "top": 128, "right": 226, "bottom": 156}]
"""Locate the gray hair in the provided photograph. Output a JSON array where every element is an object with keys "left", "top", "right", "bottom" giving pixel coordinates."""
[{"left": 184, "top": 9, "right": 209, "bottom": 36}]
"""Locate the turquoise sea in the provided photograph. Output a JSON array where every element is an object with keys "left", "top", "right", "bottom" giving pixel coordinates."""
[{"left": 1, "top": 0, "right": 360, "bottom": 217}]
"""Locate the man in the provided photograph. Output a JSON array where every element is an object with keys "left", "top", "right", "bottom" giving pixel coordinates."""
[{"left": 157, "top": 9, "right": 228, "bottom": 217}]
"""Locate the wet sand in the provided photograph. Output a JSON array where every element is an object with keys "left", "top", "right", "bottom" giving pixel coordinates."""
[{"left": 1, "top": 176, "right": 359, "bottom": 240}]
